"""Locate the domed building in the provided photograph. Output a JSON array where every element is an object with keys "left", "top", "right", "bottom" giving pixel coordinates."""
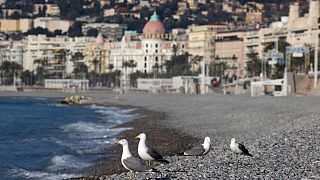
[
  {"left": 108, "top": 12, "right": 187, "bottom": 85},
  {"left": 142, "top": 11, "right": 165, "bottom": 38}
]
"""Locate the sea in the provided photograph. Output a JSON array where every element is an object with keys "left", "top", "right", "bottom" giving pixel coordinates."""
[{"left": 0, "top": 97, "right": 138, "bottom": 180}]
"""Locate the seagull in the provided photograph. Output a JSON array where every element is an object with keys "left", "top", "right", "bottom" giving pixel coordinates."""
[
  {"left": 178, "top": 137, "right": 211, "bottom": 156},
  {"left": 230, "top": 138, "right": 253, "bottom": 157},
  {"left": 114, "top": 139, "right": 156, "bottom": 180},
  {"left": 135, "top": 133, "right": 169, "bottom": 166}
]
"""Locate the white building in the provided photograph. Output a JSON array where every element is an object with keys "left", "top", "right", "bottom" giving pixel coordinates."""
[
  {"left": 109, "top": 12, "right": 187, "bottom": 77},
  {"left": 34, "top": 17, "right": 73, "bottom": 32},
  {"left": 0, "top": 40, "right": 24, "bottom": 65},
  {"left": 23, "top": 35, "right": 95, "bottom": 77},
  {"left": 82, "top": 23, "right": 127, "bottom": 40}
]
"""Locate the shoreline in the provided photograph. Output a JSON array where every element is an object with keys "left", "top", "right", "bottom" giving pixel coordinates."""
[
  {"left": 82, "top": 106, "right": 200, "bottom": 178},
  {"left": 0, "top": 94, "right": 200, "bottom": 178},
  {"left": 1, "top": 91, "right": 320, "bottom": 179}
]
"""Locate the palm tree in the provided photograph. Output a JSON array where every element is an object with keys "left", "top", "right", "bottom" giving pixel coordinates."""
[
  {"left": 108, "top": 64, "right": 114, "bottom": 72},
  {"left": 73, "top": 63, "right": 88, "bottom": 79},
  {"left": 91, "top": 58, "right": 100, "bottom": 73},
  {"left": 122, "top": 61, "right": 130, "bottom": 87},
  {"left": 0, "top": 61, "right": 21, "bottom": 85},
  {"left": 246, "top": 50, "right": 262, "bottom": 77},
  {"left": 70, "top": 52, "right": 85, "bottom": 78},
  {"left": 33, "top": 58, "right": 49, "bottom": 85}
]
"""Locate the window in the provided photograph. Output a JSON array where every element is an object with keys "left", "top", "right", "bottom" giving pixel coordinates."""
[
  {"left": 144, "top": 63, "right": 147, "bottom": 68},
  {"left": 144, "top": 56, "right": 147, "bottom": 61},
  {"left": 155, "top": 49, "right": 158, "bottom": 53},
  {"left": 146, "top": 50, "right": 148, "bottom": 53},
  {"left": 155, "top": 57, "right": 158, "bottom": 62},
  {"left": 146, "top": 44, "right": 148, "bottom": 47},
  {"left": 155, "top": 44, "right": 158, "bottom": 48}
]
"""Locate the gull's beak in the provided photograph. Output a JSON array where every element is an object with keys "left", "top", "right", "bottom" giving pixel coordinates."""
[
  {"left": 209, "top": 141, "right": 212, "bottom": 144},
  {"left": 114, "top": 140, "right": 120, "bottom": 144},
  {"left": 134, "top": 135, "right": 139, "bottom": 139}
]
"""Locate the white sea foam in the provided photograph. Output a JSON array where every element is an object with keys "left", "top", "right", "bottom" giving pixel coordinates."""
[
  {"left": 61, "top": 121, "right": 106, "bottom": 133},
  {"left": 8, "top": 167, "right": 80, "bottom": 180},
  {"left": 46, "top": 155, "right": 91, "bottom": 171}
]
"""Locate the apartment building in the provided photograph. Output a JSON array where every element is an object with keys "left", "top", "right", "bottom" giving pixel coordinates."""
[{"left": 82, "top": 23, "right": 127, "bottom": 40}]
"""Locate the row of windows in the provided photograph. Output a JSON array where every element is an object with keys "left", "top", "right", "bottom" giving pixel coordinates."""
[{"left": 146, "top": 43, "right": 158, "bottom": 48}]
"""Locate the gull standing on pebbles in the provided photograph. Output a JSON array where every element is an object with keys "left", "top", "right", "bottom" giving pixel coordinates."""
[
  {"left": 114, "top": 139, "right": 157, "bottom": 180},
  {"left": 178, "top": 137, "right": 211, "bottom": 157},
  {"left": 230, "top": 138, "right": 253, "bottom": 157},
  {"left": 135, "top": 133, "right": 169, "bottom": 166}
]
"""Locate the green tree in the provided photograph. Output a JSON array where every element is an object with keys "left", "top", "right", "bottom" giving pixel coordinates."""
[
  {"left": 20, "top": 70, "right": 33, "bottom": 86},
  {"left": 73, "top": 63, "right": 88, "bottom": 79},
  {"left": 33, "top": 58, "right": 49, "bottom": 85},
  {"left": 263, "top": 39, "right": 290, "bottom": 78},
  {"left": 246, "top": 50, "right": 262, "bottom": 77},
  {"left": 165, "top": 52, "right": 191, "bottom": 77},
  {"left": 0, "top": 61, "right": 21, "bottom": 85}
]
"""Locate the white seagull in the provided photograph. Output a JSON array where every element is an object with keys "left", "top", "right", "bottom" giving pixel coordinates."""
[
  {"left": 135, "top": 133, "right": 169, "bottom": 166},
  {"left": 178, "top": 137, "right": 211, "bottom": 156},
  {"left": 114, "top": 139, "right": 156, "bottom": 180},
  {"left": 230, "top": 138, "right": 253, "bottom": 157}
]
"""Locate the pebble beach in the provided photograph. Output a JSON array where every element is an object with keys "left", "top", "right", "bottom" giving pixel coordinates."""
[{"left": 1, "top": 91, "right": 319, "bottom": 179}]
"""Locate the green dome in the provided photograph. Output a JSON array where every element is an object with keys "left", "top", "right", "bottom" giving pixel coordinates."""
[{"left": 150, "top": 11, "right": 160, "bottom": 21}]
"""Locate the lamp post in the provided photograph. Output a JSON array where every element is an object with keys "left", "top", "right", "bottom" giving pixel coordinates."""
[{"left": 314, "top": 30, "right": 319, "bottom": 88}]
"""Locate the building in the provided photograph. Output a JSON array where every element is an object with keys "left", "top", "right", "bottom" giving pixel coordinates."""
[
  {"left": 177, "top": 2, "right": 188, "bottom": 16},
  {"left": 0, "top": 19, "right": 19, "bottom": 32},
  {"left": 82, "top": 23, "right": 127, "bottom": 40},
  {"left": 245, "top": 10, "right": 263, "bottom": 24},
  {"left": 215, "top": 30, "right": 246, "bottom": 77},
  {"left": 23, "top": 35, "right": 95, "bottom": 78},
  {"left": 34, "top": 17, "right": 73, "bottom": 32},
  {"left": 34, "top": 3, "right": 60, "bottom": 16},
  {"left": 2, "top": 9, "right": 22, "bottom": 18},
  {"left": 187, "top": 24, "right": 228, "bottom": 63},
  {"left": 104, "top": 8, "right": 116, "bottom": 17},
  {"left": 83, "top": 33, "right": 108, "bottom": 74},
  {"left": 286, "top": 1, "right": 319, "bottom": 46},
  {"left": 243, "top": 0, "right": 320, "bottom": 77},
  {"left": 109, "top": 12, "right": 186, "bottom": 86},
  {"left": 0, "top": 40, "right": 24, "bottom": 65}
]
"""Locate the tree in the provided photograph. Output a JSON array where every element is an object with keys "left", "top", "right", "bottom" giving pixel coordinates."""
[
  {"left": 20, "top": 70, "right": 33, "bottom": 86},
  {"left": 68, "top": 21, "right": 84, "bottom": 37},
  {"left": 91, "top": 58, "right": 100, "bottom": 72},
  {"left": 0, "top": 61, "right": 21, "bottom": 85},
  {"left": 246, "top": 50, "right": 262, "bottom": 77},
  {"left": 73, "top": 63, "right": 88, "bottom": 79},
  {"left": 263, "top": 39, "right": 290, "bottom": 78},
  {"left": 70, "top": 52, "right": 86, "bottom": 78},
  {"left": 87, "top": 28, "right": 99, "bottom": 37},
  {"left": 25, "top": 27, "right": 51, "bottom": 36},
  {"left": 33, "top": 58, "right": 49, "bottom": 85},
  {"left": 165, "top": 52, "right": 191, "bottom": 77},
  {"left": 9, "top": 11, "right": 21, "bottom": 19}
]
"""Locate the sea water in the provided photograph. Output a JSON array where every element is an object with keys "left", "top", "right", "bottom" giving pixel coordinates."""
[{"left": 0, "top": 97, "right": 138, "bottom": 180}]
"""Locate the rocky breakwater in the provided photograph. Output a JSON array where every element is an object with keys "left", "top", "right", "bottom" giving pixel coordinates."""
[{"left": 60, "top": 95, "right": 92, "bottom": 105}]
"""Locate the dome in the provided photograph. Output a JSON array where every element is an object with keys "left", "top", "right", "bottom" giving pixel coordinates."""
[{"left": 143, "top": 11, "right": 165, "bottom": 35}]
